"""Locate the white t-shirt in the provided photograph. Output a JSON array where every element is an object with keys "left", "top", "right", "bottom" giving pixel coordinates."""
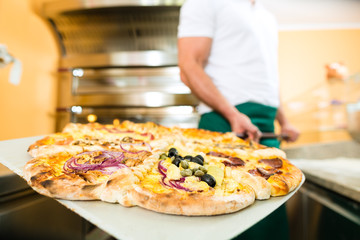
[{"left": 178, "top": 0, "right": 280, "bottom": 114}]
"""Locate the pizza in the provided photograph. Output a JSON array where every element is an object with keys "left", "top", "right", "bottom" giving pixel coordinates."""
[{"left": 24, "top": 121, "right": 302, "bottom": 216}]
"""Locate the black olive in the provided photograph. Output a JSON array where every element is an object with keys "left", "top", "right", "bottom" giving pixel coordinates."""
[
  {"left": 195, "top": 155, "right": 204, "bottom": 161},
  {"left": 184, "top": 155, "right": 192, "bottom": 161},
  {"left": 201, "top": 174, "right": 216, "bottom": 187},
  {"left": 172, "top": 157, "right": 181, "bottom": 167},
  {"left": 168, "top": 148, "right": 178, "bottom": 158},
  {"left": 190, "top": 156, "right": 204, "bottom": 165}
]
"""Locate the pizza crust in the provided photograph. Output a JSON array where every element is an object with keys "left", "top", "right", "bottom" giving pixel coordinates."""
[
  {"left": 128, "top": 184, "right": 255, "bottom": 216},
  {"left": 100, "top": 168, "right": 139, "bottom": 206}
]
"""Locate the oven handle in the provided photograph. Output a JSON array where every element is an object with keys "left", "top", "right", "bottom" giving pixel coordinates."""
[{"left": 300, "top": 186, "right": 360, "bottom": 226}]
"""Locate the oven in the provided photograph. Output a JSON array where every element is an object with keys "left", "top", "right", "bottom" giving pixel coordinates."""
[
  {"left": 56, "top": 66, "right": 198, "bottom": 131},
  {"left": 42, "top": 0, "right": 198, "bottom": 131}
]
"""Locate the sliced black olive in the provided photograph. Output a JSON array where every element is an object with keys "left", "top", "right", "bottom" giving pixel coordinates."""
[
  {"left": 172, "top": 157, "right": 181, "bottom": 167},
  {"left": 184, "top": 155, "right": 192, "bottom": 161},
  {"left": 190, "top": 156, "right": 204, "bottom": 166},
  {"left": 195, "top": 155, "right": 204, "bottom": 161},
  {"left": 201, "top": 174, "right": 216, "bottom": 187},
  {"left": 168, "top": 148, "right": 178, "bottom": 158}
]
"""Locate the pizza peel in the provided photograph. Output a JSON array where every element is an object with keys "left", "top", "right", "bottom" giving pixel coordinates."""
[{"left": 236, "top": 132, "right": 290, "bottom": 141}]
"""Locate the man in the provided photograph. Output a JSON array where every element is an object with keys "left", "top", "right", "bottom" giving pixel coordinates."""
[
  {"left": 177, "top": 0, "right": 299, "bottom": 238},
  {"left": 177, "top": 0, "right": 299, "bottom": 147}
]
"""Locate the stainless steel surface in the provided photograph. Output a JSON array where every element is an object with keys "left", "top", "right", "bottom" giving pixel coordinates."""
[
  {"left": 62, "top": 51, "right": 178, "bottom": 68},
  {"left": 347, "top": 102, "right": 360, "bottom": 142},
  {"left": 0, "top": 192, "right": 86, "bottom": 240},
  {"left": 57, "top": 67, "right": 198, "bottom": 108},
  {"left": 300, "top": 182, "right": 360, "bottom": 226},
  {"left": 70, "top": 106, "right": 199, "bottom": 129},
  {"left": 0, "top": 164, "right": 29, "bottom": 198},
  {"left": 74, "top": 93, "right": 197, "bottom": 107},
  {"left": 285, "top": 141, "right": 360, "bottom": 240},
  {"left": 287, "top": 181, "right": 360, "bottom": 240},
  {"left": 72, "top": 67, "right": 189, "bottom": 95},
  {"left": 43, "top": 0, "right": 185, "bottom": 17},
  {"left": 45, "top": 1, "right": 200, "bottom": 129},
  {"left": 44, "top": 4, "right": 181, "bottom": 67}
]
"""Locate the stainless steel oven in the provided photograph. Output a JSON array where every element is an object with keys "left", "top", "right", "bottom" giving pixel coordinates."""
[
  {"left": 42, "top": 0, "right": 198, "bottom": 131},
  {"left": 56, "top": 66, "right": 198, "bottom": 131}
]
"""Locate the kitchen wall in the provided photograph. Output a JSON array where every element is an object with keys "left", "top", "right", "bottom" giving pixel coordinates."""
[
  {"left": 0, "top": 0, "right": 58, "bottom": 141},
  {"left": 279, "top": 29, "right": 360, "bottom": 147}
]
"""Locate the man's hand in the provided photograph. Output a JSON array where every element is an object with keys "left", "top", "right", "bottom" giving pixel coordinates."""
[
  {"left": 276, "top": 104, "right": 300, "bottom": 142},
  {"left": 280, "top": 122, "right": 300, "bottom": 142},
  {"left": 229, "top": 111, "right": 261, "bottom": 142}
]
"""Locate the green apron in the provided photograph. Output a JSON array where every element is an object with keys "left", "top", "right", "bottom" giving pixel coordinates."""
[
  {"left": 198, "top": 102, "right": 289, "bottom": 240},
  {"left": 199, "top": 102, "right": 280, "bottom": 148}
]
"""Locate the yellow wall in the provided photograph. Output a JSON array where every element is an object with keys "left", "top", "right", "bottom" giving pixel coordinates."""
[
  {"left": 279, "top": 29, "right": 360, "bottom": 147},
  {"left": 0, "top": 0, "right": 59, "bottom": 140}
]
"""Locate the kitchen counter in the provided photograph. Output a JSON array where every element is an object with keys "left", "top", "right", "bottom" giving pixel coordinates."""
[
  {"left": 284, "top": 141, "right": 360, "bottom": 239},
  {"left": 285, "top": 140, "right": 360, "bottom": 202}
]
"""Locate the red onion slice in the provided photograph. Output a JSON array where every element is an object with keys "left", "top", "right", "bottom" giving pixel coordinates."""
[
  {"left": 63, "top": 151, "right": 127, "bottom": 175},
  {"left": 158, "top": 160, "right": 168, "bottom": 177},
  {"left": 157, "top": 161, "right": 191, "bottom": 191}
]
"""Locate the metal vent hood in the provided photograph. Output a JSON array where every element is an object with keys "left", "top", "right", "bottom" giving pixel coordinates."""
[{"left": 42, "top": 0, "right": 185, "bottom": 68}]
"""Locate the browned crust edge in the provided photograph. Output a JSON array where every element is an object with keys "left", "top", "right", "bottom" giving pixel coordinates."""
[{"left": 128, "top": 185, "right": 255, "bottom": 216}]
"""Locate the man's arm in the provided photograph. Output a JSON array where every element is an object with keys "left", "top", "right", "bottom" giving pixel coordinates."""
[
  {"left": 178, "top": 37, "right": 261, "bottom": 141},
  {"left": 276, "top": 104, "right": 300, "bottom": 142}
]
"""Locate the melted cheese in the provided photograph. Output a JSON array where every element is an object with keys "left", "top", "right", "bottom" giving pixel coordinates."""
[
  {"left": 166, "top": 164, "right": 182, "bottom": 180},
  {"left": 141, "top": 174, "right": 172, "bottom": 194},
  {"left": 183, "top": 176, "right": 209, "bottom": 192}
]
